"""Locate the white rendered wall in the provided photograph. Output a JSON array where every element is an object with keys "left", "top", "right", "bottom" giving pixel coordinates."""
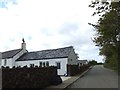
[
  {"left": 13, "top": 49, "right": 27, "bottom": 67},
  {"left": 68, "top": 49, "right": 78, "bottom": 65},
  {"left": 0, "top": 52, "right": 1, "bottom": 60},
  {"left": 0, "top": 52, "right": 1, "bottom": 89},
  {"left": 1, "top": 59, "right": 5, "bottom": 67},
  {"left": 6, "top": 58, "right": 13, "bottom": 67},
  {"left": 16, "top": 58, "right": 68, "bottom": 75},
  {"left": 0, "top": 49, "right": 27, "bottom": 68},
  {"left": 49, "top": 58, "right": 68, "bottom": 75},
  {"left": 16, "top": 60, "right": 49, "bottom": 67},
  {"left": 0, "top": 58, "right": 13, "bottom": 68}
]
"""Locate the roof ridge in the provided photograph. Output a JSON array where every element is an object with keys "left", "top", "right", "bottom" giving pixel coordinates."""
[
  {"left": 29, "top": 46, "right": 73, "bottom": 53},
  {"left": 17, "top": 46, "right": 74, "bottom": 61},
  {"left": 2, "top": 48, "right": 23, "bottom": 59},
  {"left": 2, "top": 48, "right": 22, "bottom": 53}
]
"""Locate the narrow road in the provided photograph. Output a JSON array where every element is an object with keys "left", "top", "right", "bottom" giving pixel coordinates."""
[
  {"left": 66, "top": 65, "right": 118, "bottom": 88},
  {"left": 0, "top": 69, "right": 2, "bottom": 89}
]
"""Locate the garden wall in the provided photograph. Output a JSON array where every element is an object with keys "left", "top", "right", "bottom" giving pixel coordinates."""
[{"left": 2, "top": 66, "right": 57, "bottom": 89}]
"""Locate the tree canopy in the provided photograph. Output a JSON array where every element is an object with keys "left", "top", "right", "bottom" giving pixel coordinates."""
[
  {"left": 89, "top": 0, "right": 120, "bottom": 71},
  {"left": 88, "top": 60, "right": 98, "bottom": 65}
]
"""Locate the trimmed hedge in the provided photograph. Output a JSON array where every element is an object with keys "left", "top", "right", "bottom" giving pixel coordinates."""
[
  {"left": 67, "top": 64, "right": 79, "bottom": 76},
  {"left": 2, "top": 66, "right": 57, "bottom": 89},
  {"left": 67, "top": 64, "right": 90, "bottom": 76}
]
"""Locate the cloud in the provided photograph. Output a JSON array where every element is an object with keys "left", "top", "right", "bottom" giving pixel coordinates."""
[
  {"left": 40, "top": 28, "right": 54, "bottom": 37},
  {"left": 58, "top": 22, "right": 79, "bottom": 35},
  {"left": 54, "top": 21, "right": 103, "bottom": 62},
  {"left": 0, "top": 0, "right": 104, "bottom": 62},
  {"left": 0, "top": 0, "right": 17, "bottom": 8},
  {"left": 9, "top": 38, "right": 15, "bottom": 42}
]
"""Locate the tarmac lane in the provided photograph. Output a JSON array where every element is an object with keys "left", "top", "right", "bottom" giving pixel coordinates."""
[
  {"left": 0, "top": 69, "right": 2, "bottom": 89},
  {"left": 66, "top": 65, "right": 118, "bottom": 88}
]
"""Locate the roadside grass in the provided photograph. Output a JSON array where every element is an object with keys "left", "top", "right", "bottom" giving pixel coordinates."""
[{"left": 104, "top": 64, "right": 119, "bottom": 71}]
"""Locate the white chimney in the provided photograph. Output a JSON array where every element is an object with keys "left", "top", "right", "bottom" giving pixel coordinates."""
[{"left": 21, "top": 38, "right": 26, "bottom": 53}]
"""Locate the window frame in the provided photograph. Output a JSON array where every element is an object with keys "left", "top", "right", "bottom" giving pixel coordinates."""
[
  {"left": 56, "top": 62, "right": 61, "bottom": 69},
  {"left": 46, "top": 61, "right": 49, "bottom": 67},
  {"left": 4, "top": 59, "right": 7, "bottom": 66}
]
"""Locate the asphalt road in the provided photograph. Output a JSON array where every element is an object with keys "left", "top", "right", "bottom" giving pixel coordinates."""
[
  {"left": 0, "top": 69, "right": 2, "bottom": 89},
  {"left": 67, "top": 65, "right": 118, "bottom": 88}
]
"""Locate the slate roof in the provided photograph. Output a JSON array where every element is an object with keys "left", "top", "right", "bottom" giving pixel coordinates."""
[
  {"left": 2, "top": 49, "right": 22, "bottom": 59},
  {"left": 17, "top": 46, "right": 74, "bottom": 61},
  {"left": 78, "top": 60, "right": 88, "bottom": 63}
]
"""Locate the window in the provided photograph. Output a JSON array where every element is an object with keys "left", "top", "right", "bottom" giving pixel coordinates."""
[
  {"left": 39, "top": 62, "right": 42, "bottom": 67},
  {"left": 46, "top": 61, "right": 49, "bottom": 67},
  {"left": 4, "top": 59, "right": 7, "bottom": 66},
  {"left": 43, "top": 62, "right": 45, "bottom": 67},
  {"left": 68, "top": 59, "right": 72, "bottom": 61},
  {"left": 30, "top": 64, "right": 34, "bottom": 67},
  {"left": 56, "top": 62, "right": 61, "bottom": 69}
]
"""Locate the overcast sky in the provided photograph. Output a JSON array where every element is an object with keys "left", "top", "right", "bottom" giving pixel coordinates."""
[{"left": 0, "top": 0, "right": 104, "bottom": 62}]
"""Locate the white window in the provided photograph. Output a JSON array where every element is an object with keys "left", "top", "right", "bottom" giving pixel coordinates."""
[
  {"left": 56, "top": 62, "right": 61, "bottom": 69},
  {"left": 46, "top": 61, "right": 49, "bottom": 67},
  {"left": 39, "top": 62, "right": 42, "bottom": 67},
  {"left": 30, "top": 64, "right": 34, "bottom": 67},
  {"left": 43, "top": 62, "right": 45, "bottom": 67},
  {"left": 4, "top": 59, "right": 7, "bottom": 66}
]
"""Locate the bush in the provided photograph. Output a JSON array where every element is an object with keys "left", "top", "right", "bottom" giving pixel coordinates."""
[{"left": 49, "top": 75, "right": 62, "bottom": 85}]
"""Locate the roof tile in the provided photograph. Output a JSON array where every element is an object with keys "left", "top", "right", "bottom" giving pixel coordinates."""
[{"left": 17, "top": 46, "right": 73, "bottom": 61}]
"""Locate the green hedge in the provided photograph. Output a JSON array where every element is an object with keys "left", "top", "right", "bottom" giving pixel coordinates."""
[
  {"left": 67, "top": 64, "right": 90, "bottom": 76},
  {"left": 2, "top": 66, "right": 57, "bottom": 89}
]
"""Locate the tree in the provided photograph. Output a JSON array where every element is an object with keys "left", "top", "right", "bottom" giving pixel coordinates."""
[
  {"left": 88, "top": 60, "right": 98, "bottom": 65},
  {"left": 89, "top": 0, "right": 120, "bottom": 71}
]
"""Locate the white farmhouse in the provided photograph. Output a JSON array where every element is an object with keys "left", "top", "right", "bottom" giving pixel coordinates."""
[
  {"left": 77, "top": 60, "right": 88, "bottom": 67},
  {"left": 0, "top": 39, "right": 78, "bottom": 75},
  {"left": 0, "top": 40, "right": 27, "bottom": 68}
]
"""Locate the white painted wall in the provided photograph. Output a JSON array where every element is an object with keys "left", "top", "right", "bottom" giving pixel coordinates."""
[
  {"left": 0, "top": 59, "right": 4, "bottom": 67},
  {"left": 0, "top": 52, "right": 2, "bottom": 66},
  {"left": 0, "top": 58, "right": 13, "bottom": 68},
  {"left": 16, "top": 60, "right": 49, "bottom": 67},
  {"left": 49, "top": 58, "right": 68, "bottom": 75},
  {"left": 68, "top": 48, "right": 78, "bottom": 65},
  {"left": 0, "top": 49, "right": 27, "bottom": 68},
  {"left": 6, "top": 58, "right": 13, "bottom": 67},
  {"left": 13, "top": 49, "right": 27, "bottom": 66},
  {"left": 16, "top": 58, "right": 68, "bottom": 75}
]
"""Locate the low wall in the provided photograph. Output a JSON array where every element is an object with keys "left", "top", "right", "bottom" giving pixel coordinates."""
[{"left": 2, "top": 66, "right": 57, "bottom": 89}]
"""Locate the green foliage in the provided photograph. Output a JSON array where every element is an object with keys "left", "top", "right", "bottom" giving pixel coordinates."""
[
  {"left": 97, "top": 62, "right": 103, "bottom": 65},
  {"left": 89, "top": 1, "right": 120, "bottom": 71},
  {"left": 88, "top": 60, "right": 98, "bottom": 65}
]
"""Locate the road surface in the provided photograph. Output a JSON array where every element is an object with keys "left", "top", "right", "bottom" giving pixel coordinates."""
[
  {"left": 0, "top": 69, "right": 2, "bottom": 89},
  {"left": 66, "top": 65, "right": 118, "bottom": 88}
]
